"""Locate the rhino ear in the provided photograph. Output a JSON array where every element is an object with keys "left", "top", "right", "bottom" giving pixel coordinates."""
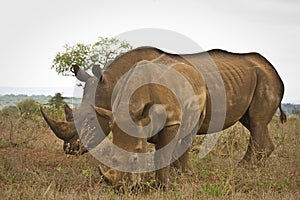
[
  {"left": 64, "top": 104, "right": 73, "bottom": 122},
  {"left": 94, "top": 106, "right": 113, "bottom": 121},
  {"left": 92, "top": 64, "right": 103, "bottom": 79},
  {"left": 71, "top": 64, "right": 91, "bottom": 82}
]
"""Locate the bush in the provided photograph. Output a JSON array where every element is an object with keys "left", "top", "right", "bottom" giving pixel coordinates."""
[
  {"left": 17, "top": 99, "right": 40, "bottom": 119},
  {"left": 0, "top": 106, "right": 20, "bottom": 118}
]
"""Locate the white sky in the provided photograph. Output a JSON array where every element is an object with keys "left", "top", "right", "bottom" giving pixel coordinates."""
[{"left": 0, "top": 0, "right": 299, "bottom": 103}]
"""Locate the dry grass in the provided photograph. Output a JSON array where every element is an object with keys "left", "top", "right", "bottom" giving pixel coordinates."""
[{"left": 0, "top": 115, "right": 299, "bottom": 199}]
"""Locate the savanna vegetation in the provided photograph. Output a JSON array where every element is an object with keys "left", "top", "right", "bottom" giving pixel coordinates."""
[
  {"left": 0, "top": 98, "right": 299, "bottom": 199},
  {"left": 1, "top": 38, "right": 298, "bottom": 199}
]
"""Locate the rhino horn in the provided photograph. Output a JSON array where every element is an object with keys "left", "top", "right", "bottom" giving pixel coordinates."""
[
  {"left": 64, "top": 104, "right": 73, "bottom": 122},
  {"left": 40, "top": 107, "right": 75, "bottom": 141},
  {"left": 71, "top": 64, "right": 91, "bottom": 82},
  {"left": 92, "top": 64, "right": 103, "bottom": 79},
  {"left": 94, "top": 106, "right": 112, "bottom": 120}
]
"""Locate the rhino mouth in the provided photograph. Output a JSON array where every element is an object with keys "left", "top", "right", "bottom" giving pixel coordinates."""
[{"left": 98, "top": 162, "right": 144, "bottom": 187}]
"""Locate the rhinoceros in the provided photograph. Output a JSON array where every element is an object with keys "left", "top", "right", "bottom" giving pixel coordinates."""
[{"left": 41, "top": 47, "right": 286, "bottom": 186}]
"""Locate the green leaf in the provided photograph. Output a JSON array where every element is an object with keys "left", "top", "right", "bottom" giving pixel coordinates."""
[{"left": 51, "top": 37, "right": 132, "bottom": 76}]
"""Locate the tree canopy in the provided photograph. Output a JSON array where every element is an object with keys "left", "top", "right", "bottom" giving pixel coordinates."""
[
  {"left": 48, "top": 93, "right": 66, "bottom": 109},
  {"left": 51, "top": 37, "right": 132, "bottom": 76},
  {"left": 17, "top": 99, "right": 40, "bottom": 118}
]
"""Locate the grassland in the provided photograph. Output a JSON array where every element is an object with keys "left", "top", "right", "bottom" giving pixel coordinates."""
[{"left": 0, "top": 114, "right": 299, "bottom": 199}]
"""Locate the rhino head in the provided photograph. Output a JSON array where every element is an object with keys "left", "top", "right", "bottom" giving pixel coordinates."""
[
  {"left": 41, "top": 64, "right": 111, "bottom": 155},
  {"left": 94, "top": 106, "right": 149, "bottom": 186},
  {"left": 40, "top": 104, "right": 87, "bottom": 155}
]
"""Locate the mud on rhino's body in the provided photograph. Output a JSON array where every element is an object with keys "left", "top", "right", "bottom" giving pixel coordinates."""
[{"left": 41, "top": 47, "right": 286, "bottom": 186}]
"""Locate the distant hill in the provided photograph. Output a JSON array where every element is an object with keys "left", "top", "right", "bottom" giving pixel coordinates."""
[
  {"left": 0, "top": 94, "right": 81, "bottom": 110},
  {"left": 0, "top": 86, "right": 75, "bottom": 97},
  {"left": 281, "top": 103, "right": 300, "bottom": 116}
]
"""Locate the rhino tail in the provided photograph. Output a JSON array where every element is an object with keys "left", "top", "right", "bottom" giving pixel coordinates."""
[{"left": 279, "top": 104, "right": 287, "bottom": 123}]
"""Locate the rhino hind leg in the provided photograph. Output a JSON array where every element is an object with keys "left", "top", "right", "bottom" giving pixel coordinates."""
[
  {"left": 239, "top": 110, "right": 276, "bottom": 165},
  {"left": 239, "top": 72, "right": 283, "bottom": 165},
  {"left": 240, "top": 121, "right": 275, "bottom": 165}
]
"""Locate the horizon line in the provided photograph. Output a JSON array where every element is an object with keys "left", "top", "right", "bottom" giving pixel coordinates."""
[{"left": 0, "top": 86, "right": 299, "bottom": 104}]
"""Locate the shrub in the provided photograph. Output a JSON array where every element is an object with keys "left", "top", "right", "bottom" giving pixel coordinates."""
[
  {"left": 17, "top": 99, "right": 40, "bottom": 119},
  {"left": 0, "top": 106, "right": 20, "bottom": 118}
]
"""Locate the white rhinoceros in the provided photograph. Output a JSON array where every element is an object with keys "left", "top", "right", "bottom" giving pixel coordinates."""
[{"left": 41, "top": 47, "right": 286, "bottom": 186}]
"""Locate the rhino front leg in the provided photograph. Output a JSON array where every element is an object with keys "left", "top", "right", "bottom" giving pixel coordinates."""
[
  {"left": 172, "top": 147, "right": 191, "bottom": 174},
  {"left": 154, "top": 125, "right": 178, "bottom": 188}
]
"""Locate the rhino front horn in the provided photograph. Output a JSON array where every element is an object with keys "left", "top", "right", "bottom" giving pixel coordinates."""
[{"left": 40, "top": 107, "right": 76, "bottom": 141}]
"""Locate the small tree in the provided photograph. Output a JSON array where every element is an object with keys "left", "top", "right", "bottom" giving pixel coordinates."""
[
  {"left": 0, "top": 106, "right": 20, "bottom": 147},
  {"left": 0, "top": 105, "right": 20, "bottom": 118},
  {"left": 17, "top": 99, "right": 40, "bottom": 119},
  {"left": 48, "top": 93, "right": 66, "bottom": 109},
  {"left": 51, "top": 37, "right": 132, "bottom": 76}
]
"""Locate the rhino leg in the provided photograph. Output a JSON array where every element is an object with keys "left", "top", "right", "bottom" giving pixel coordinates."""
[
  {"left": 154, "top": 125, "right": 178, "bottom": 188},
  {"left": 172, "top": 148, "right": 191, "bottom": 174},
  {"left": 172, "top": 109, "right": 205, "bottom": 173},
  {"left": 240, "top": 115, "right": 275, "bottom": 165}
]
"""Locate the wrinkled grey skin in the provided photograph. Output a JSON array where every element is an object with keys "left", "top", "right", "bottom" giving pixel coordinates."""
[{"left": 41, "top": 47, "right": 287, "bottom": 186}]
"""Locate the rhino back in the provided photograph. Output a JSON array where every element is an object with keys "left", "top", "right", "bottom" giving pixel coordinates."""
[
  {"left": 98, "top": 48, "right": 284, "bottom": 134},
  {"left": 199, "top": 50, "right": 284, "bottom": 133}
]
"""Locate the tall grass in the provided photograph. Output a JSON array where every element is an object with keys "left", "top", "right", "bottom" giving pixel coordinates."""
[{"left": 0, "top": 115, "right": 299, "bottom": 199}]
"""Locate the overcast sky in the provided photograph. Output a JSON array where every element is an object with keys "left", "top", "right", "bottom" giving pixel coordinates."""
[{"left": 0, "top": 0, "right": 299, "bottom": 103}]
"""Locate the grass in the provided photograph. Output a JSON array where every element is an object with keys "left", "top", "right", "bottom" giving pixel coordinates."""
[{"left": 0, "top": 115, "right": 299, "bottom": 199}]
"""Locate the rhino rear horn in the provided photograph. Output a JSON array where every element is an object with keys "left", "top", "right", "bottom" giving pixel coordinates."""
[
  {"left": 64, "top": 104, "right": 73, "bottom": 122},
  {"left": 94, "top": 106, "right": 113, "bottom": 120},
  {"left": 40, "top": 107, "right": 75, "bottom": 141},
  {"left": 92, "top": 64, "right": 103, "bottom": 79},
  {"left": 71, "top": 64, "right": 91, "bottom": 82}
]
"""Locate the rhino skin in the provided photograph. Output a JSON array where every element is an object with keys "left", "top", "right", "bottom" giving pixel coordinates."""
[{"left": 41, "top": 47, "right": 286, "bottom": 186}]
